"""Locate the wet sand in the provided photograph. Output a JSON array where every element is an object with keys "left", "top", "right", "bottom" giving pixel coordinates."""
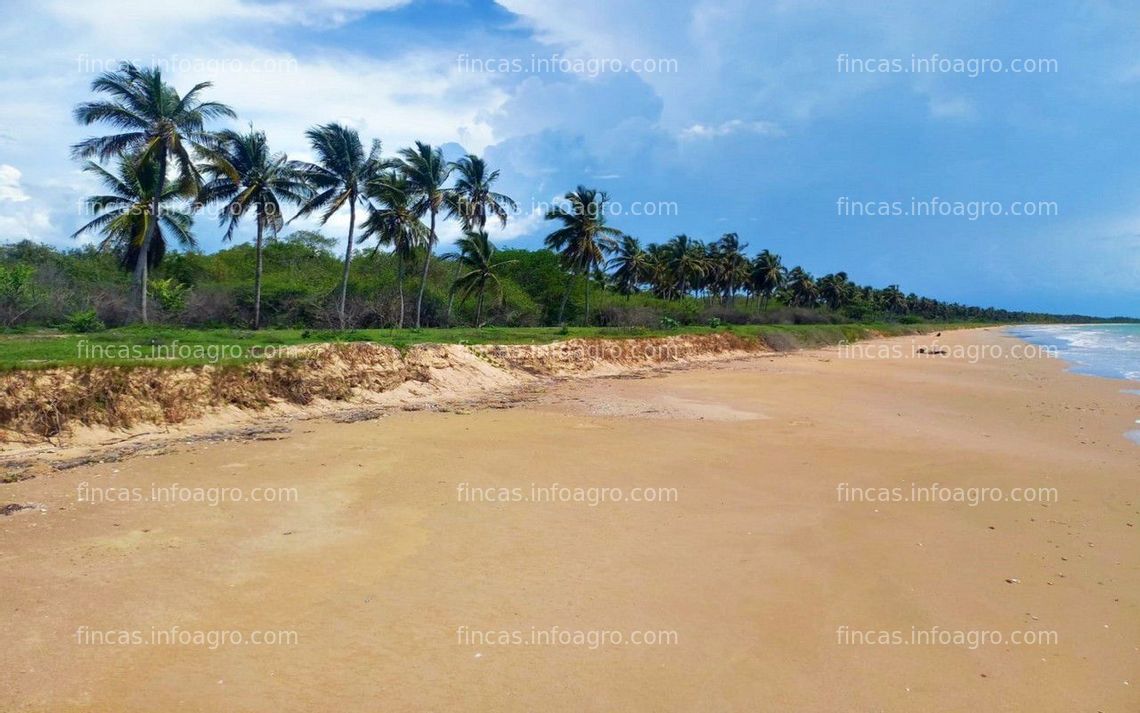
[{"left": 1, "top": 328, "right": 1137, "bottom": 711}]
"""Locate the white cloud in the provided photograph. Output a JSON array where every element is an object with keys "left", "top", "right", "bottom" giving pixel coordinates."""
[
  {"left": 47, "top": 0, "right": 412, "bottom": 37},
  {"left": 679, "top": 119, "right": 784, "bottom": 140},
  {"left": 0, "top": 165, "right": 30, "bottom": 202},
  {"left": 0, "top": 205, "right": 53, "bottom": 241},
  {"left": 494, "top": 205, "right": 546, "bottom": 242},
  {"left": 184, "top": 45, "right": 507, "bottom": 158},
  {"left": 927, "top": 96, "right": 978, "bottom": 121}
]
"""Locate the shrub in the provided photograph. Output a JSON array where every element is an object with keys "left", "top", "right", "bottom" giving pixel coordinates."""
[
  {"left": 64, "top": 309, "right": 106, "bottom": 333},
  {"left": 179, "top": 287, "right": 239, "bottom": 327},
  {"left": 150, "top": 278, "right": 189, "bottom": 314},
  {"left": 0, "top": 263, "right": 39, "bottom": 326},
  {"left": 593, "top": 304, "right": 660, "bottom": 328}
]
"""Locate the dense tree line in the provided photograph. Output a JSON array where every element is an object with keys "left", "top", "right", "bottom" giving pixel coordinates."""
[
  {"left": 1, "top": 237, "right": 1123, "bottom": 330},
  {"left": 1, "top": 62, "right": 1127, "bottom": 331}
]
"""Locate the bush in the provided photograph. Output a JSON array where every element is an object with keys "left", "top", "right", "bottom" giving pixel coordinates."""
[
  {"left": 179, "top": 287, "right": 239, "bottom": 327},
  {"left": 593, "top": 304, "right": 660, "bottom": 328},
  {"left": 0, "top": 263, "right": 39, "bottom": 326},
  {"left": 150, "top": 278, "right": 189, "bottom": 314},
  {"left": 64, "top": 309, "right": 106, "bottom": 333},
  {"left": 662, "top": 297, "right": 704, "bottom": 325}
]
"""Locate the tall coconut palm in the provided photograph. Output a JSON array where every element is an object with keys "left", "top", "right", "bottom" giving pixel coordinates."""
[
  {"left": 543, "top": 186, "right": 623, "bottom": 325},
  {"left": 393, "top": 141, "right": 452, "bottom": 328},
  {"left": 643, "top": 243, "right": 677, "bottom": 299},
  {"left": 750, "top": 249, "right": 786, "bottom": 309},
  {"left": 818, "top": 271, "right": 852, "bottom": 311},
  {"left": 360, "top": 171, "right": 428, "bottom": 328},
  {"left": 198, "top": 127, "right": 310, "bottom": 329},
  {"left": 444, "top": 154, "right": 516, "bottom": 325},
  {"left": 72, "top": 156, "right": 197, "bottom": 279},
  {"left": 446, "top": 154, "right": 516, "bottom": 231},
  {"left": 71, "top": 62, "right": 235, "bottom": 322},
  {"left": 785, "top": 266, "right": 819, "bottom": 307},
  {"left": 713, "top": 232, "right": 749, "bottom": 303},
  {"left": 665, "top": 234, "right": 708, "bottom": 298},
  {"left": 451, "top": 231, "right": 517, "bottom": 326},
  {"left": 608, "top": 235, "right": 650, "bottom": 297},
  {"left": 290, "top": 123, "right": 384, "bottom": 328}
]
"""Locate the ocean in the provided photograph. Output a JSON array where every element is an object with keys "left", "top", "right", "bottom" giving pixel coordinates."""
[{"left": 1008, "top": 323, "right": 1140, "bottom": 444}]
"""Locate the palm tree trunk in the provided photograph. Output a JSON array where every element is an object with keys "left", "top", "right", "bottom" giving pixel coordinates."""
[
  {"left": 253, "top": 217, "right": 264, "bottom": 330},
  {"left": 415, "top": 208, "right": 435, "bottom": 328},
  {"left": 397, "top": 255, "right": 405, "bottom": 329},
  {"left": 558, "top": 272, "right": 573, "bottom": 324},
  {"left": 138, "top": 257, "right": 148, "bottom": 322},
  {"left": 137, "top": 150, "right": 167, "bottom": 324},
  {"left": 338, "top": 200, "right": 356, "bottom": 329},
  {"left": 445, "top": 259, "right": 462, "bottom": 327},
  {"left": 584, "top": 272, "right": 590, "bottom": 326},
  {"left": 475, "top": 285, "right": 484, "bottom": 326}
]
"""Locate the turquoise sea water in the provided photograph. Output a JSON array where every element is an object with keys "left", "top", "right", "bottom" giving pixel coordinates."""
[{"left": 1007, "top": 324, "right": 1140, "bottom": 445}]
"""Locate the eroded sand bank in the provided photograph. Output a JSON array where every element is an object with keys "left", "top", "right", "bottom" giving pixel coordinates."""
[{"left": 1, "top": 328, "right": 1136, "bottom": 711}]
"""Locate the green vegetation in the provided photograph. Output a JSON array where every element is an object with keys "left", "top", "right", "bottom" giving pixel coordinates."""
[{"left": 0, "top": 323, "right": 960, "bottom": 371}]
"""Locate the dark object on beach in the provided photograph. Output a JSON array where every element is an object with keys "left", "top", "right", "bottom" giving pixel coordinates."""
[
  {"left": 936, "top": 332, "right": 942, "bottom": 337},
  {"left": 1, "top": 503, "right": 34, "bottom": 516}
]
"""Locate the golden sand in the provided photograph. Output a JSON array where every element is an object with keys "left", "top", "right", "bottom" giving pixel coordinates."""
[{"left": 1, "top": 328, "right": 1136, "bottom": 711}]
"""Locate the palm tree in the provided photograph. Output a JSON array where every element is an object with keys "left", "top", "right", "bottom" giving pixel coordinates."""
[
  {"left": 785, "top": 266, "right": 819, "bottom": 307},
  {"left": 360, "top": 171, "right": 428, "bottom": 328},
  {"left": 291, "top": 123, "right": 383, "bottom": 328},
  {"left": 198, "top": 127, "right": 310, "bottom": 329},
  {"left": 665, "top": 234, "right": 708, "bottom": 298},
  {"left": 451, "top": 231, "right": 517, "bottom": 325},
  {"left": 71, "top": 62, "right": 235, "bottom": 322},
  {"left": 750, "top": 249, "right": 785, "bottom": 309},
  {"left": 72, "top": 156, "right": 197, "bottom": 281},
  {"left": 643, "top": 243, "right": 677, "bottom": 299},
  {"left": 713, "top": 232, "right": 749, "bottom": 304},
  {"left": 608, "top": 235, "right": 650, "bottom": 297},
  {"left": 446, "top": 154, "right": 516, "bottom": 231},
  {"left": 543, "top": 186, "right": 623, "bottom": 324},
  {"left": 879, "top": 284, "right": 908, "bottom": 315},
  {"left": 818, "top": 271, "right": 852, "bottom": 311},
  {"left": 393, "top": 142, "right": 452, "bottom": 328},
  {"left": 444, "top": 154, "right": 516, "bottom": 324}
]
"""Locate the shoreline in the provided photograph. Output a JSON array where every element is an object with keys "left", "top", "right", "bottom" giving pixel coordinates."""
[
  {"left": 1005, "top": 323, "right": 1140, "bottom": 381},
  {"left": 1001, "top": 324, "right": 1140, "bottom": 445}
]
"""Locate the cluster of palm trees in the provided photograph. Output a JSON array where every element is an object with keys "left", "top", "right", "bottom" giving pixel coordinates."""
[
  {"left": 72, "top": 62, "right": 518, "bottom": 329},
  {"left": 70, "top": 62, "right": 924, "bottom": 330},
  {"left": 602, "top": 232, "right": 922, "bottom": 315},
  {"left": 607, "top": 233, "right": 799, "bottom": 307}
]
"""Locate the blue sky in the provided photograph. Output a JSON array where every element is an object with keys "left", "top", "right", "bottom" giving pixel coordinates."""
[{"left": 0, "top": 0, "right": 1137, "bottom": 316}]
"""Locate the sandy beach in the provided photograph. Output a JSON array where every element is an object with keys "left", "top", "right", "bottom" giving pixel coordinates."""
[{"left": 1, "top": 327, "right": 1136, "bottom": 712}]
